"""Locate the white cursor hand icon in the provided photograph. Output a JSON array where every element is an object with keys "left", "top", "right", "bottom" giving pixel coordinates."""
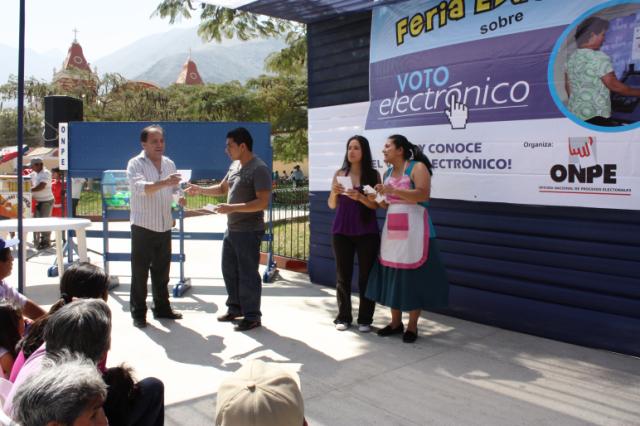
[{"left": 445, "top": 101, "right": 468, "bottom": 129}]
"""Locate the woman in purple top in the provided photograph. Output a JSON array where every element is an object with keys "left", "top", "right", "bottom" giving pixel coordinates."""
[{"left": 328, "top": 135, "right": 381, "bottom": 332}]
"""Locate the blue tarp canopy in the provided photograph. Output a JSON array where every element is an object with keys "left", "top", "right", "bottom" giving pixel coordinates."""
[{"left": 203, "top": 0, "right": 406, "bottom": 23}]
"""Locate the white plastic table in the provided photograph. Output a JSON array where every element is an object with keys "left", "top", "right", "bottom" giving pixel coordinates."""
[{"left": 0, "top": 218, "right": 92, "bottom": 286}]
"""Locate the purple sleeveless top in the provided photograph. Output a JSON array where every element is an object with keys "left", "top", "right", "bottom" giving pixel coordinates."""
[{"left": 331, "top": 179, "right": 379, "bottom": 236}]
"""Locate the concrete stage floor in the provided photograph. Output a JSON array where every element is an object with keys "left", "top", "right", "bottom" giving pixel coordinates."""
[{"left": 8, "top": 216, "right": 640, "bottom": 425}]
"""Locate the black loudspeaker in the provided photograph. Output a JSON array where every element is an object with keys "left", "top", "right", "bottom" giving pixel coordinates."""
[{"left": 44, "top": 96, "right": 83, "bottom": 148}]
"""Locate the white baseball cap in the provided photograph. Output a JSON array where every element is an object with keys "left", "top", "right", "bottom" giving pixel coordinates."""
[{"left": 215, "top": 360, "right": 305, "bottom": 426}]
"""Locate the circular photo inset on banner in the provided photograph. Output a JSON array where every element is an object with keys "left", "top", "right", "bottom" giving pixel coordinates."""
[{"left": 549, "top": 1, "right": 640, "bottom": 132}]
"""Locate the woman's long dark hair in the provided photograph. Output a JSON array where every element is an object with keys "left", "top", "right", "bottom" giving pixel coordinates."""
[
  {"left": 0, "top": 301, "right": 22, "bottom": 358},
  {"left": 388, "top": 134, "right": 433, "bottom": 176},
  {"left": 339, "top": 135, "right": 379, "bottom": 222},
  {"left": 341, "top": 135, "right": 379, "bottom": 187},
  {"left": 18, "top": 262, "right": 110, "bottom": 358}
]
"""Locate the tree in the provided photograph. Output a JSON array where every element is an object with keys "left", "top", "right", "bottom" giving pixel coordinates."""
[
  {"left": 265, "top": 31, "right": 306, "bottom": 77},
  {"left": 1, "top": 1, "right": 310, "bottom": 161},
  {"left": 0, "top": 108, "right": 43, "bottom": 147},
  {"left": 153, "top": 1, "right": 307, "bottom": 76},
  {"left": 153, "top": 1, "right": 298, "bottom": 41},
  {"left": 154, "top": 1, "right": 308, "bottom": 161},
  {"left": 0, "top": 77, "right": 53, "bottom": 147},
  {"left": 248, "top": 75, "right": 307, "bottom": 162}
]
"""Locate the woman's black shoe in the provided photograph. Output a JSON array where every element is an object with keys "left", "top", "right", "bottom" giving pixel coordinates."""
[
  {"left": 377, "top": 323, "right": 404, "bottom": 336},
  {"left": 402, "top": 330, "right": 418, "bottom": 343}
]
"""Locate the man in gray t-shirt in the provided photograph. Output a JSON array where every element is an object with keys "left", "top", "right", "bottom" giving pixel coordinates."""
[
  {"left": 226, "top": 156, "right": 272, "bottom": 231},
  {"left": 186, "top": 127, "right": 271, "bottom": 331}
]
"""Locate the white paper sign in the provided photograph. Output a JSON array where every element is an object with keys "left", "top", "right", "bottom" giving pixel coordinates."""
[
  {"left": 364, "top": 185, "right": 386, "bottom": 203},
  {"left": 336, "top": 176, "right": 352, "bottom": 192},
  {"left": 177, "top": 169, "right": 192, "bottom": 184},
  {"left": 203, "top": 203, "right": 218, "bottom": 213},
  {"left": 362, "top": 185, "right": 376, "bottom": 195}
]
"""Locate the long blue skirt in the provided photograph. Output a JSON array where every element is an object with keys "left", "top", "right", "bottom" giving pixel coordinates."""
[{"left": 366, "top": 238, "right": 449, "bottom": 311}]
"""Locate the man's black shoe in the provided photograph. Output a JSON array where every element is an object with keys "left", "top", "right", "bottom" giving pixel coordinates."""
[
  {"left": 152, "top": 310, "right": 183, "bottom": 320},
  {"left": 234, "top": 319, "right": 261, "bottom": 332},
  {"left": 217, "top": 313, "right": 242, "bottom": 322},
  {"left": 133, "top": 318, "right": 147, "bottom": 328}
]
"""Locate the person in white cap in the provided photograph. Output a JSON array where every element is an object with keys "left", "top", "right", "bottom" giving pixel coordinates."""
[
  {"left": 215, "top": 359, "right": 307, "bottom": 426},
  {"left": 29, "top": 157, "right": 55, "bottom": 249},
  {"left": 0, "top": 237, "right": 45, "bottom": 320}
]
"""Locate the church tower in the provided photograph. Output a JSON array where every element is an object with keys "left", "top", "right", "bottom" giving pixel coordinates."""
[
  {"left": 52, "top": 30, "right": 98, "bottom": 94},
  {"left": 175, "top": 51, "right": 204, "bottom": 85}
]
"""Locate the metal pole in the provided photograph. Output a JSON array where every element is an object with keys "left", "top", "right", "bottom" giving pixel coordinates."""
[
  {"left": 179, "top": 206, "right": 185, "bottom": 282},
  {"left": 17, "top": 0, "right": 26, "bottom": 293}
]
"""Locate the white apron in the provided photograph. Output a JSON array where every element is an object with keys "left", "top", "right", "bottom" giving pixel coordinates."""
[{"left": 379, "top": 203, "right": 430, "bottom": 269}]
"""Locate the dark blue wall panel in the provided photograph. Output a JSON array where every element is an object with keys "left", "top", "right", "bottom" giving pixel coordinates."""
[
  {"left": 310, "top": 192, "right": 640, "bottom": 356},
  {"left": 67, "top": 121, "right": 271, "bottom": 179}
]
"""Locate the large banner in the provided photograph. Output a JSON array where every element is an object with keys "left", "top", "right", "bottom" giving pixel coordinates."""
[{"left": 309, "top": 0, "right": 640, "bottom": 210}]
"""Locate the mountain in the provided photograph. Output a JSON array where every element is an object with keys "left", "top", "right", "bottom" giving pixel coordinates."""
[
  {"left": 1, "top": 26, "right": 286, "bottom": 94},
  {"left": 94, "top": 26, "right": 285, "bottom": 86},
  {"left": 0, "top": 44, "right": 64, "bottom": 83},
  {"left": 135, "top": 39, "right": 286, "bottom": 86}
]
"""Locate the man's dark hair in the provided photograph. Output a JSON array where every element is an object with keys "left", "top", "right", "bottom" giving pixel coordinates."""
[
  {"left": 140, "top": 125, "right": 164, "bottom": 143},
  {"left": 575, "top": 17, "right": 609, "bottom": 46},
  {"left": 0, "top": 247, "right": 11, "bottom": 262},
  {"left": 226, "top": 127, "right": 253, "bottom": 152}
]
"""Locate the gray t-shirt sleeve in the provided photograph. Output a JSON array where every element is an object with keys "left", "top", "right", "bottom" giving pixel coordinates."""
[{"left": 253, "top": 165, "right": 272, "bottom": 192}]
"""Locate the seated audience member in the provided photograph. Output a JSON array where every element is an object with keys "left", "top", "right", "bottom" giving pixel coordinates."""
[
  {"left": 0, "top": 238, "right": 45, "bottom": 321},
  {"left": 12, "top": 262, "right": 110, "bottom": 381},
  {"left": 5, "top": 299, "right": 112, "bottom": 415},
  {"left": 0, "top": 302, "right": 24, "bottom": 379},
  {"left": 12, "top": 352, "right": 108, "bottom": 426},
  {"left": 6, "top": 299, "right": 165, "bottom": 425},
  {"left": 215, "top": 359, "right": 306, "bottom": 426}
]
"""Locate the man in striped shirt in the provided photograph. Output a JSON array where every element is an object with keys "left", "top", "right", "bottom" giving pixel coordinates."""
[{"left": 127, "top": 125, "right": 184, "bottom": 328}]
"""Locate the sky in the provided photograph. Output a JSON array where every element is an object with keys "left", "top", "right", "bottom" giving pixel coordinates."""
[{"left": 2, "top": 0, "right": 201, "bottom": 59}]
